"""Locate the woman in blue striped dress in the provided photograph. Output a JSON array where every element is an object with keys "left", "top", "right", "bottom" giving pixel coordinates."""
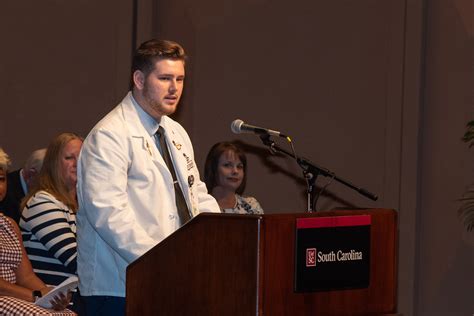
[{"left": 20, "top": 133, "right": 82, "bottom": 287}]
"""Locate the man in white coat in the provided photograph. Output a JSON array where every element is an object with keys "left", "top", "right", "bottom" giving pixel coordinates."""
[{"left": 76, "top": 39, "right": 220, "bottom": 315}]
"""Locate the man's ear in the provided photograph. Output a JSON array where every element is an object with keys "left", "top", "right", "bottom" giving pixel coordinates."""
[{"left": 133, "top": 70, "right": 145, "bottom": 90}]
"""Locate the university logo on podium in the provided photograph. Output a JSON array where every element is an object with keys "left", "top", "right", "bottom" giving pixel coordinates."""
[
  {"left": 295, "top": 215, "right": 371, "bottom": 292},
  {"left": 306, "top": 248, "right": 317, "bottom": 267}
]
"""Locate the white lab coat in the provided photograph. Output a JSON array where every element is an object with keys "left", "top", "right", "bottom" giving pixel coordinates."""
[{"left": 76, "top": 92, "right": 219, "bottom": 297}]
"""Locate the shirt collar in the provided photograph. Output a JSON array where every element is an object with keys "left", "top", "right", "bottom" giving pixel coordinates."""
[{"left": 19, "top": 169, "right": 28, "bottom": 194}]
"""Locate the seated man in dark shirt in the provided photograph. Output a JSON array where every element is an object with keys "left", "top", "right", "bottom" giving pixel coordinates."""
[{"left": 0, "top": 148, "right": 46, "bottom": 222}]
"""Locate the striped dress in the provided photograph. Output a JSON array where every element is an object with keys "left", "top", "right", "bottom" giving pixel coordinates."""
[{"left": 20, "top": 190, "right": 77, "bottom": 286}]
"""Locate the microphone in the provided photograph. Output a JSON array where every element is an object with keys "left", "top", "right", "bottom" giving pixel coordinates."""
[{"left": 231, "top": 119, "right": 288, "bottom": 138}]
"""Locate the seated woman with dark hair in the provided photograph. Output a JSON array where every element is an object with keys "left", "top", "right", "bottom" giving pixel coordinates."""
[
  {"left": 0, "top": 147, "right": 73, "bottom": 315},
  {"left": 204, "top": 141, "right": 263, "bottom": 214}
]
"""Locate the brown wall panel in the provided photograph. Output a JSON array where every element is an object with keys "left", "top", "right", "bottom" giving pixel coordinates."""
[
  {"left": 416, "top": 0, "right": 474, "bottom": 314},
  {"left": 152, "top": 0, "right": 407, "bottom": 214},
  {"left": 0, "top": 0, "right": 133, "bottom": 169}
]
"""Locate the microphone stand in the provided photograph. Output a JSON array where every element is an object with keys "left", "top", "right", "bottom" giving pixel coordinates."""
[{"left": 258, "top": 135, "right": 378, "bottom": 212}]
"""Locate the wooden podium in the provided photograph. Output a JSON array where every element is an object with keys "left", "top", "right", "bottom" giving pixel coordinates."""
[{"left": 126, "top": 209, "right": 397, "bottom": 315}]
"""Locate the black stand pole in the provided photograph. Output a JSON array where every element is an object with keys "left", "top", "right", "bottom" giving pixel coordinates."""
[
  {"left": 304, "top": 169, "right": 318, "bottom": 212},
  {"left": 259, "top": 135, "right": 378, "bottom": 212}
]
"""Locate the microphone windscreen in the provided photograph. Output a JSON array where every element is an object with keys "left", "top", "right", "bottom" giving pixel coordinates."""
[{"left": 231, "top": 119, "right": 244, "bottom": 134}]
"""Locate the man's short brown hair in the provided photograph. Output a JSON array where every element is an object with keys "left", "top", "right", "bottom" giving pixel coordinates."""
[{"left": 131, "top": 39, "right": 187, "bottom": 81}]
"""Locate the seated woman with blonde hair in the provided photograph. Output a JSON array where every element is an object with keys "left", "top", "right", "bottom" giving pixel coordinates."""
[
  {"left": 20, "top": 133, "right": 82, "bottom": 313},
  {"left": 0, "top": 147, "right": 74, "bottom": 315},
  {"left": 204, "top": 141, "right": 263, "bottom": 214}
]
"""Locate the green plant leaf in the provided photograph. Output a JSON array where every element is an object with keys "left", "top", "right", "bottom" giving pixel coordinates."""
[
  {"left": 462, "top": 120, "right": 474, "bottom": 147},
  {"left": 458, "top": 121, "right": 474, "bottom": 231},
  {"left": 458, "top": 185, "right": 474, "bottom": 231}
]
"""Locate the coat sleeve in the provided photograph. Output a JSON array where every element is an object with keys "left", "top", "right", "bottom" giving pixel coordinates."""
[
  {"left": 194, "top": 174, "right": 220, "bottom": 214},
  {"left": 173, "top": 122, "right": 220, "bottom": 215},
  {"left": 77, "top": 128, "right": 157, "bottom": 263}
]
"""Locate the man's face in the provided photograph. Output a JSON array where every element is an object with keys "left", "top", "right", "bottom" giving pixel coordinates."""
[{"left": 135, "top": 59, "right": 185, "bottom": 120}]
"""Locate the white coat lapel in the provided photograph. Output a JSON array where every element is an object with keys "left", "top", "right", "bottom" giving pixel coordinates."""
[{"left": 121, "top": 93, "right": 171, "bottom": 178}]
